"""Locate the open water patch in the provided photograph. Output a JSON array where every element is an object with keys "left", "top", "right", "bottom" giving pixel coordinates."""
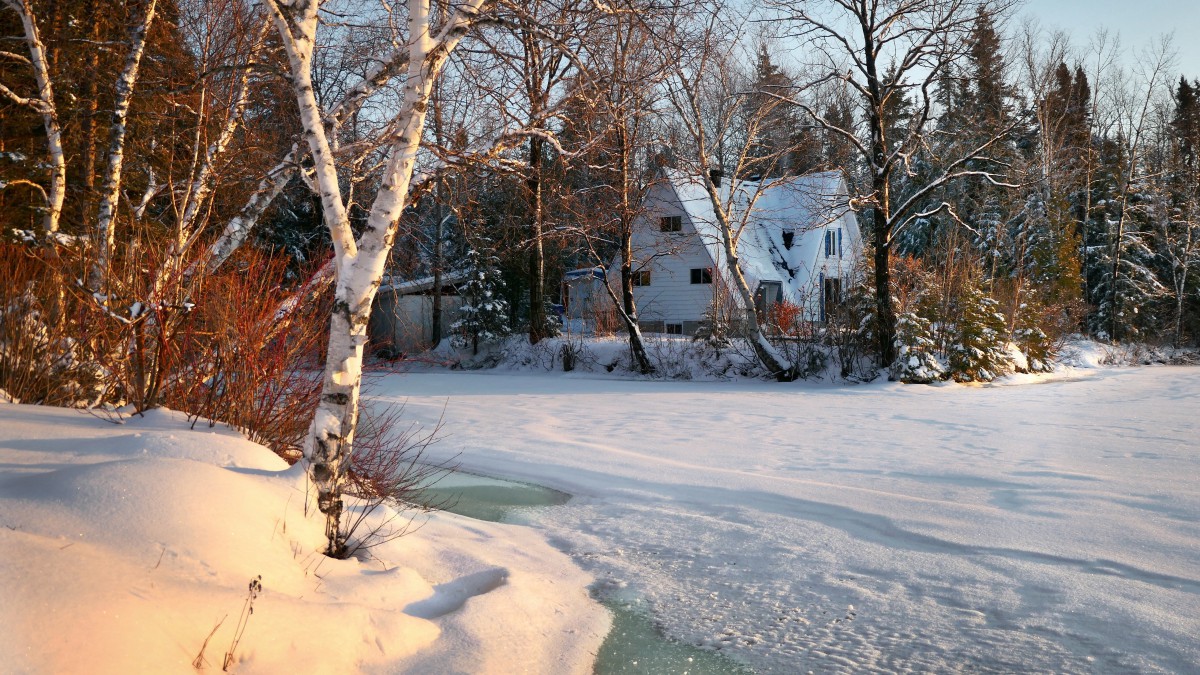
[
  {"left": 595, "top": 598, "right": 751, "bottom": 674},
  {"left": 415, "top": 470, "right": 571, "bottom": 523},
  {"left": 416, "top": 469, "right": 750, "bottom": 673}
]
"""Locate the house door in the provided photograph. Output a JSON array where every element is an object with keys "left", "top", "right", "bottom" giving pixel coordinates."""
[
  {"left": 822, "top": 277, "right": 842, "bottom": 322},
  {"left": 755, "top": 281, "right": 782, "bottom": 318}
]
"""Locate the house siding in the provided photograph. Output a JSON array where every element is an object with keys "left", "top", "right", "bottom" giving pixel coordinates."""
[
  {"left": 614, "top": 172, "right": 864, "bottom": 329},
  {"left": 621, "top": 183, "right": 723, "bottom": 328}
]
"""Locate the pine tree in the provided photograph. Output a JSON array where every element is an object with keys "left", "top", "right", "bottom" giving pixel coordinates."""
[
  {"left": 949, "top": 279, "right": 1011, "bottom": 382},
  {"left": 891, "top": 308, "right": 946, "bottom": 383},
  {"left": 1009, "top": 281, "right": 1054, "bottom": 372},
  {"left": 451, "top": 242, "right": 511, "bottom": 355}
]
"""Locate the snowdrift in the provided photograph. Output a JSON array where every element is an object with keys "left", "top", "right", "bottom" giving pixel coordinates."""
[{"left": 0, "top": 404, "right": 608, "bottom": 674}]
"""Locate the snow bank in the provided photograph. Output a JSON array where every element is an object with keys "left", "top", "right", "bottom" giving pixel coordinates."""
[{"left": 0, "top": 405, "right": 608, "bottom": 674}]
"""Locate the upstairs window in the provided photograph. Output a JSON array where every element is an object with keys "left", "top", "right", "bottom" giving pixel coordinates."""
[
  {"left": 825, "top": 229, "right": 844, "bottom": 257},
  {"left": 631, "top": 270, "right": 651, "bottom": 287},
  {"left": 690, "top": 268, "right": 713, "bottom": 284},
  {"left": 660, "top": 215, "right": 682, "bottom": 232}
]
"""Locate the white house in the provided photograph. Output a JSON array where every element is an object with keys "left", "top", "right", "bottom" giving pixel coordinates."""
[{"left": 610, "top": 169, "right": 862, "bottom": 335}]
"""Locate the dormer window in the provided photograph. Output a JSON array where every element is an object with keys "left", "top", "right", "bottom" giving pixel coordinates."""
[
  {"left": 782, "top": 230, "right": 795, "bottom": 250},
  {"left": 660, "top": 215, "right": 682, "bottom": 232}
]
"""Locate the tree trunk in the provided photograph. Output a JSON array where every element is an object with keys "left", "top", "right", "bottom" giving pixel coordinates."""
[
  {"left": 714, "top": 219, "right": 794, "bottom": 381},
  {"left": 614, "top": 253, "right": 653, "bottom": 374},
  {"left": 88, "top": 0, "right": 159, "bottom": 295},
  {"left": 873, "top": 204, "right": 897, "bottom": 367},
  {"left": 432, "top": 194, "right": 444, "bottom": 346},
  {"left": 3, "top": 0, "right": 66, "bottom": 234},
  {"left": 527, "top": 135, "right": 548, "bottom": 343},
  {"left": 270, "top": 0, "right": 485, "bottom": 555}
]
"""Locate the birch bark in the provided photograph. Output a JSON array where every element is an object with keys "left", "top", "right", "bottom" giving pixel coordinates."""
[
  {"left": 269, "top": 0, "right": 486, "bottom": 554},
  {"left": 88, "top": 0, "right": 159, "bottom": 295},
  {"left": 1, "top": 0, "right": 65, "bottom": 234}
]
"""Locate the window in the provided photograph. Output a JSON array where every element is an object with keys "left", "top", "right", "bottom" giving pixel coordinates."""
[
  {"left": 666, "top": 323, "right": 684, "bottom": 335},
  {"left": 825, "top": 230, "right": 834, "bottom": 257},
  {"left": 782, "top": 230, "right": 795, "bottom": 250},
  {"left": 631, "top": 270, "right": 651, "bottom": 287},
  {"left": 690, "top": 267, "right": 713, "bottom": 284},
  {"left": 660, "top": 215, "right": 682, "bottom": 232}
]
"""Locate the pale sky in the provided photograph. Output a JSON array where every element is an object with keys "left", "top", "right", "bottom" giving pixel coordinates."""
[{"left": 1020, "top": 0, "right": 1200, "bottom": 78}]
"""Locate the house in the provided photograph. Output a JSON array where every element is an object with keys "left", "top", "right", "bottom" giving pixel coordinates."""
[
  {"left": 369, "top": 271, "right": 467, "bottom": 354},
  {"left": 614, "top": 169, "right": 862, "bottom": 335}
]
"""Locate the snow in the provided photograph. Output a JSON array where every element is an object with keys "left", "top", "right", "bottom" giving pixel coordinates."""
[
  {"left": 4, "top": 357, "right": 1197, "bottom": 673},
  {"left": 0, "top": 404, "right": 608, "bottom": 673},
  {"left": 372, "top": 364, "right": 1200, "bottom": 673}
]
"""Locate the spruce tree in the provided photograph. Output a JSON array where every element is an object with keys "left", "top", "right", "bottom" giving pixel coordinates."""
[
  {"left": 451, "top": 242, "right": 511, "bottom": 355},
  {"left": 892, "top": 307, "right": 946, "bottom": 383},
  {"left": 1009, "top": 281, "right": 1055, "bottom": 372},
  {"left": 949, "top": 279, "right": 1011, "bottom": 382}
]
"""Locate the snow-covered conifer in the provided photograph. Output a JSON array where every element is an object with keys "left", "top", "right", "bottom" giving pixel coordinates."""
[
  {"left": 949, "top": 280, "right": 1011, "bottom": 382},
  {"left": 891, "top": 309, "right": 946, "bottom": 383},
  {"left": 452, "top": 243, "right": 511, "bottom": 355},
  {"left": 1009, "top": 283, "right": 1055, "bottom": 373}
]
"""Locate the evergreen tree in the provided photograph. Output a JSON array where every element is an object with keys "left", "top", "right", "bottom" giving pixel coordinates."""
[
  {"left": 891, "top": 307, "right": 946, "bottom": 383},
  {"left": 745, "top": 43, "right": 813, "bottom": 177},
  {"left": 1171, "top": 77, "right": 1200, "bottom": 172},
  {"left": 1010, "top": 287, "right": 1055, "bottom": 373},
  {"left": 948, "top": 278, "right": 1011, "bottom": 382},
  {"left": 451, "top": 241, "right": 511, "bottom": 355}
]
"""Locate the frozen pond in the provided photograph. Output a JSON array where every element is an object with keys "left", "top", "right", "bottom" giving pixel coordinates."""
[{"left": 377, "top": 368, "right": 1200, "bottom": 673}]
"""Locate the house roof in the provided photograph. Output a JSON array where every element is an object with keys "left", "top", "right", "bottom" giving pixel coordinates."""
[
  {"left": 664, "top": 169, "right": 857, "bottom": 301},
  {"left": 378, "top": 269, "right": 470, "bottom": 295}
]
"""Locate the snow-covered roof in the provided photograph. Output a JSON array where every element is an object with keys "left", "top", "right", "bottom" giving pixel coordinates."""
[
  {"left": 664, "top": 169, "right": 858, "bottom": 301},
  {"left": 379, "top": 269, "right": 470, "bottom": 295},
  {"left": 564, "top": 267, "right": 605, "bottom": 281}
]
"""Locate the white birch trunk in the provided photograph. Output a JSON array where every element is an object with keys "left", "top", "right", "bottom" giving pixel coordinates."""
[
  {"left": 270, "top": 0, "right": 486, "bottom": 554},
  {"left": 1, "top": 0, "right": 65, "bottom": 234},
  {"left": 189, "top": 146, "right": 300, "bottom": 279},
  {"left": 265, "top": 0, "right": 356, "bottom": 264},
  {"left": 88, "top": 0, "right": 159, "bottom": 295},
  {"left": 702, "top": 185, "right": 796, "bottom": 380}
]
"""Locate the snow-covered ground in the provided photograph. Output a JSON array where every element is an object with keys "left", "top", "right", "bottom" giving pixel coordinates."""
[
  {"left": 3, "top": 361, "right": 1197, "bottom": 674},
  {"left": 0, "top": 405, "right": 608, "bottom": 674},
  {"left": 374, "top": 365, "right": 1200, "bottom": 673}
]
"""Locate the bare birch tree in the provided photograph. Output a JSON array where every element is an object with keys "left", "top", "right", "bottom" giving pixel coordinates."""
[
  {"left": 88, "top": 0, "right": 158, "bottom": 295},
  {"left": 663, "top": 7, "right": 802, "bottom": 379},
  {"left": 266, "top": 0, "right": 489, "bottom": 555},
  {"left": 564, "top": 0, "right": 686, "bottom": 374},
  {"left": 0, "top": 0, "right": 65, "bottom": 234}
]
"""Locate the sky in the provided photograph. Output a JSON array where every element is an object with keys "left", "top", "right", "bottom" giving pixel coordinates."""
[{"left": 1021, "top": 0, "right": 1200, "bottom": 77}]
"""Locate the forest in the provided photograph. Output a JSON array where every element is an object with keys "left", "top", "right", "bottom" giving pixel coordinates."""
[{"left": 3, "top": 0, "right": 1198, "bottom": 554}]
